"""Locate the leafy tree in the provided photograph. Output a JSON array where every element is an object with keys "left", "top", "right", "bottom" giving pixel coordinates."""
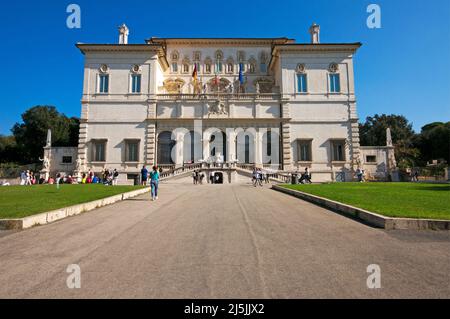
[
  {"left": 359, "top": 114, "right": 415, "bottom": 146},
  {"left": 415, "top": 122, "right": 450, "bottom": 163},
  {"left": 0, "top": 135, "right": 20, "bottom": 163},
  {"left": 359, "top": 114, "right": 421, "bottom": 168},
  {"left": 12, "top": 106, "right": 79, "bottom": 163}
]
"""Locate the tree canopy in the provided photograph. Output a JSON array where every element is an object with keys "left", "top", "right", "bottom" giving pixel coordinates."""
[
  {"left": 4, "top": 106, "right": 79, "bottom": 164},
  {"left": 359, "top": 115, "right": 449, "bottom": 168}
]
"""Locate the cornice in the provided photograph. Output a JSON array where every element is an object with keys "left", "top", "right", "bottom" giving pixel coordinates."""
[
  {"left": 147, "top": 37, "right": 294, "bottom": 47},
  {"left": 76, "top": 43, "right": 164, "bottom": 55}
]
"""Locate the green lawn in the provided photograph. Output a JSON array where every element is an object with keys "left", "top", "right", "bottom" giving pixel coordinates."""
[
  {"left": 282, "top": 183, "right": 450, "bottom": 220},
  {"left": 0, "top": 184, "right": 145, "bottom": 219}
]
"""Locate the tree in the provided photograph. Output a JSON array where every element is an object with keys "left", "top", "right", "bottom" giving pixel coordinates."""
[
  {"left": 415, "top": 122, "right": 450, "bottom": 163},
  {"left": 359, "top": 114, "right": 415, "bottom": 146},
  {"left": 0, "top": 135, "right": 20, "bottom": 163},
  {"left": 359, "top": 114, "right": 421, "bottom": 168},
  {"left": 12, "top": 106, "right": 79, "bottom": 164}
]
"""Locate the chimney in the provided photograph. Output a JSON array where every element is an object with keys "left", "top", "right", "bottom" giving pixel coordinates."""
[
  {"left": 309, "top": 23, "right": 320, "bottom": 44},
  {"left": 118, "top": 24, "right": 129, "bottom": 44}
]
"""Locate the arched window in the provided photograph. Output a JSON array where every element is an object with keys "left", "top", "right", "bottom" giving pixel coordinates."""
[
  {"left": 182, "top": 63, "right": 189, "bottom": 74},
  {"left": 248, "top": 58, "right": 257, "bottom": 74},
  {"left": 249, "top": 62, "right": 256, "bottom": 73},
  {"left": 171, "top": 51, "right": 179, "bottom": 61},
  {"left": 215, "top": 50, "right": 223, "bottom": 61},
  {"left": 227, "top": 62, "right": 233, "bottom": 73},
  {"left": 236, "top": 131, "right": 255, "bottom": 164},
  {"left": 183, "top": 131, "right": 202, "bottom": 164},
  {"left": 259, "top": 51, "right": 268, "bottom": 73},
  {"left": 209, "top": 131, "right": 227, "bottom": 160},
  {"left": 237, "top": 51, "right": 245, "bottom": 63},
  {"left": 204, "top": 57, "right": 212, "bottom": 74}
]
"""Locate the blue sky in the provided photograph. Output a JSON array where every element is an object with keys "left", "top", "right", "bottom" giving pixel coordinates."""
[{"left": 1, "top": 0, "right": 449, "bottom": 135}]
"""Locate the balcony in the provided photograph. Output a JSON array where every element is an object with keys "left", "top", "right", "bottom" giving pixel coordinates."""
[{"left": 156, "top": 93, "right": 281, "bottom": 101}]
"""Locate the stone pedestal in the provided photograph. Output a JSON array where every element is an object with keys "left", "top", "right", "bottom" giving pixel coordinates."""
[{"left": 390, "top": 169, "right": 400, "bottom": 182}]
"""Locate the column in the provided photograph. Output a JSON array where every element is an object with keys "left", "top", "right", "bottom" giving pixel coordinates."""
[
  {"left": 202, "top": 131, "right": 210, "bottom": 161},
  {"left": 226, "top": 129, "right": 236, "bottom": 163},
  {"left": 174, "top": 132, "right": 184, "bottom": 167},
  {"left": 255, "top": 128, "right": 263, "bottom": 166}
]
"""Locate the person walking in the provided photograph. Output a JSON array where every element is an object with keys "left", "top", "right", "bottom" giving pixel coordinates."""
[
  {"left": 112, "top": 169, "right": 119, "bottom": 186},
  {"left": 192, "top": 170, "right": 198, "bottom": 185},
  {"left": 141, "top": 165, "right": 149, "bottom": 186},
  {"left": 150, "top": 166, "right": 160, "bottom": 201}
]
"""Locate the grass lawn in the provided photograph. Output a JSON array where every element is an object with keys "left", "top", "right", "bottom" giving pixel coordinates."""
[
  {"left": 282, "top": 183, "right": 450, "bottom": 220},
  {"left": 0, "top": 184, "right": 145, "bottom": 219}
]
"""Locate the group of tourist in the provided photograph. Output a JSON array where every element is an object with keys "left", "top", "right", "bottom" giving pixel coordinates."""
[
  {"left": 19, "top": 170, "right": 38, "bottom": 185},
  {"left": 252, "top": 168, "right": 271, "bottom": 187},
  {"left": 192, "top": 170, "right": 206, "bottom": 185},
  {"left": 291, "top": 168, "right": 313, "bottom": 185},
  {"left": 140, "top": 165, "right": 160, "bottom": 201}
]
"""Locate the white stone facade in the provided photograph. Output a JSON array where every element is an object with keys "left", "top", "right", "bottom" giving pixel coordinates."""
[{"left": 75, "top": 27, "right": 386, "bottom": 182}]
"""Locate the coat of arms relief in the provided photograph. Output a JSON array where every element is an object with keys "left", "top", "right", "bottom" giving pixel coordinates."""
[{"left": 206, "top": 100, "right": 229, "bottom": 117}]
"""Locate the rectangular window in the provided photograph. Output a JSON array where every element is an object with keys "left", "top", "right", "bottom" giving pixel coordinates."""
[
  {"left": 62, "top": 156, "right": 72, "bottom": 164},
  {"left": 125, "top": 140, "right": 139, "bottom": 162},
  {"left": 99, "top": 75, "right": 109, "bottom": 93},
  {"left": 131, "top": 74, "right": 141, "bottom": 93},
  {"left": 216, "top": 62, "right": 223, "bottom": 73},
  {"left": 260, "top": 63, "right": 267, "bottom": 73},
  {"left": 298, "top": 140, "right": 312, "bottom": 162},
  {"left": 297, "top": 74, "right": 308, "bottom": 93},
  {"left": 172, "top": 62, "right": 178, "bottom": 73},
  {"left": 92, "top": 140, "right": 106, "bottom": 162},
  {"left": 194, "top": 62, "right": 200, "bottom": 73},
  {"left": 329, "top": 74, "right": 340, "bottom": 93},
  {"left": 331, "top": 140, "right": 345, "bottom": 162},
  {"left": 366, "top": 155, "right": 377, "bottom": 163}
]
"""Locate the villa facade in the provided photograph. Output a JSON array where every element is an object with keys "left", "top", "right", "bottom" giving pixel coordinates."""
[{"left": 71, "top": 24, "right": 395, "bottom": 183}]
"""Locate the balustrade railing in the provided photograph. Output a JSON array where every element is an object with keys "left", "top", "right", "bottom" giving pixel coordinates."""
[{"left": 156, "top": 93, "right": 280, "bottom": 100}]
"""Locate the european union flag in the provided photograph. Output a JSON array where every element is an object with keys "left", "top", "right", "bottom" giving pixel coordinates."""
[{"left": 239, "top": 63, "right": 244, "bottom": 85}]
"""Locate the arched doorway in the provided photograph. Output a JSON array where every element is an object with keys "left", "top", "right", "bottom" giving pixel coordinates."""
[
  {"left": 209, "top": 131, "right": 227, "bottom": 161},
  {"left": 262, "top": 130, "right": 272, "bottom": 164},
  {"left": 157, "top": 131, "right": 175, "bottom": 164},
  {"left": 235, "top": 131, "right": 255, "bottom": 164},
  {"left": 183, "top": 131, "right": 202, "bottom": 164}
]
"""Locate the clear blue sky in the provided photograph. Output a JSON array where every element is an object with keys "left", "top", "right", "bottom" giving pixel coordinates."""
[{"left": 1, "top": 0, "right": 449, "bottom": 135}]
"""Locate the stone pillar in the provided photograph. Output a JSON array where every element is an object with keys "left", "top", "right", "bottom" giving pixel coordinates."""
[
  {"left": 74, "top": 102, "right": 89, "bottom": 180},
  {"left": 255, "top": 129, "right": 263, "bottom": 166},
  {"left": 445, "top": 167, "right": 450, "bottom": 181},
  {"left": 145, "top": 122, "right": 156, "bottom": 166},
  {"left": 281, "top": 100, "right": 292, "bottom": 171},
  {"left": 226, "top": 130, "right": 236, "bottom": 163},
  {"left": 350, "top": 120, "right": 361, "bottom": 172},
  {"left": 203, "top": 131, "right": 210, "bottom": 161},
  {"left": 174, "top": 132, "right": 184, "bottom": 167}
]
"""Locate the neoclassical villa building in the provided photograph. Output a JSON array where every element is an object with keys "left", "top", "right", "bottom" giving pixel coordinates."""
[{"left": 67, "top": 24, "right": 396, "bottom": 183}]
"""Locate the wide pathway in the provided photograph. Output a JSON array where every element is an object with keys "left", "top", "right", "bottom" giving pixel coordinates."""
[{"left": 0, "top": 178, "right": 449, "bottom": 298}]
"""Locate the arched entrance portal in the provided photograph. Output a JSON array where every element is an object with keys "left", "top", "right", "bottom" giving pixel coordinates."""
[
  {"left": 209, "top": 131, "right": 227, "bottom": 161},
  {"left": 157, "top": 131, "right": 175, "bottom": 164},
  {"left": 235, "top": 131, "right": 255, "bottom": 164},
  {"left": 183, "top": 131, "right": 202, "bottom": 164}
]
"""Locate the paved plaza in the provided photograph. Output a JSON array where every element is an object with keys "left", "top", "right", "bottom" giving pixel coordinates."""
[{"left": 0, "top": 177, "right": 449, "bottom": 298}]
